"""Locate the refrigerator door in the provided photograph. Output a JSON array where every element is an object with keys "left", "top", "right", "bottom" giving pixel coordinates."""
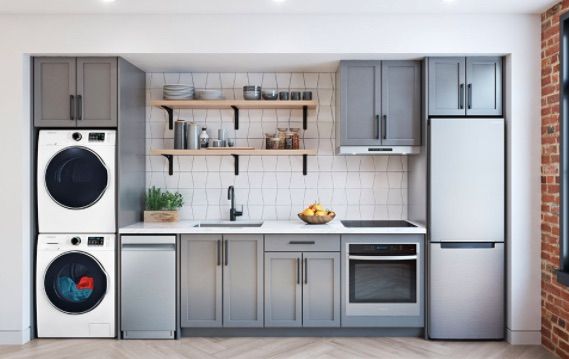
[
  {"left": 429, "top": 242, "right": 504, "bottom": 339},
  {"left": 429, "top": 118, "right": 504, "bottom": 243}
]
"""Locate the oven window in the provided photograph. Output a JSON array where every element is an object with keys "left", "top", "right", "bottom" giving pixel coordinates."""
[{"left": 349, "top": 259, "right": 416, "bottom": 303}]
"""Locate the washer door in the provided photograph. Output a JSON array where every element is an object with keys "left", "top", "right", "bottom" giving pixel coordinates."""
[
  {"left": 45, "top": 147, "right": 109, "bottom": 209},
  {"left": 44, "top": 252, "right": 108, "bottom": 314}
]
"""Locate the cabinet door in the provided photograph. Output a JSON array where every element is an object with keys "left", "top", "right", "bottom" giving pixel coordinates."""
[
  {"left": 265, "top": 252, "right": 302, "bottom": 327},
  {"left": 222, "top": 235, "right": 263, "bottom": 327},
  {"left": 180, "top": 235, "right": 222, "bottom": 327},
  {"left": 339, "top": 61, "right": 382, "bottom": 146},
  {"left": 302, "top": 252, "right": 340, "bottom": 327},
  {"left": 381, "top": 61, "right": 422, "bottom": 146},
  {"left": 428, "top": 57, "right": 466, "bottom": 116},
  {"left": 76, "top": 57, "right": 117, "bottom": 127},
  {"left": 33, "top": 57, "right": 76, "bottom": 127},
  {"left": 465, "top": 57, "right": 502, "bottom": 116}
]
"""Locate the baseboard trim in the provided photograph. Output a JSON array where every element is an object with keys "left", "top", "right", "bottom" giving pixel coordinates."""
[
  {"left": 0, "top": 329, "right": 31, "bottom": 345},
  {"left": 506, "top": 329, "right": 541, "bottom": 345}
]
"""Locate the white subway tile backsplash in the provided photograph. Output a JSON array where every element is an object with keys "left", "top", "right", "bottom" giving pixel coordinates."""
[{"left": 146, "top": 71, "right": 408, "bottom": 220}]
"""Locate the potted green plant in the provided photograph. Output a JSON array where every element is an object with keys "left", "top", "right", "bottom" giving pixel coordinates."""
[{"left": 144, "top": 186, "right": 184, "bottom": 222}]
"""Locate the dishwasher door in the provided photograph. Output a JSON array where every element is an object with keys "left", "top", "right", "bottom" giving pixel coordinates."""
[{"left": 121, "top": 235, "right": 176, "bottom": 339}]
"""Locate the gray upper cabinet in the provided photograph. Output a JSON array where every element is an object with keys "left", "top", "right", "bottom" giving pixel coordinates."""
[
  {"left": 222, "top": 235, "right": 264, "bottom": 328},
  {"left": 465, "top": 57, "right": 502, "bottom": 116},
  {"left": 428, "top": 57, "right": 466, "bottom": 116},
  {"left": 76, "top": 58, "right": 118, "bottom": 127},
  {"left": 34, "top": 57, "right": 118, "bottom": 128},
  {"left": 302, "top": 252, "right": 340, "bottom": 327},
  {"left": 34, "top": 58, "right": 76, "bottom": 127},
  {"left": 337, "top": 61, "right": 382, "bottom": 146},
  {"left": 381, "top": 61, "right": 422, "bottom": 146},
  {"left": 265, "top": 252, "right": 303, "bottom": 327},
  {"left": 336, "top": 60, "right": 422, "bottom": 149},
  {"left": 181, "top": 235, "right": 223, "bottom": 328},
  {"left": 428, "top": 56, "right": 502, "bottom": 116}
]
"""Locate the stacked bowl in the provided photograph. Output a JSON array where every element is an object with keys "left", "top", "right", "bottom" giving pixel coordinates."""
[
  {"left": 243, "top": 86, "right": 262, "bottom": 100},
  {"left": 196, "top": 89, "right": 225, "bottom": 100},
  {"left": 163, "top": 84, "right": 194, "bottom": 100}
]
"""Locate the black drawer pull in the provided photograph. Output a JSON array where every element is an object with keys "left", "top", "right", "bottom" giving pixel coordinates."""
[{"left": 289, "top": 241, "right": 315, "bottom": 245}]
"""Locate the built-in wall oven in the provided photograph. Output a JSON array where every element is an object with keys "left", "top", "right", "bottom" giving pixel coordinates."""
[{"left": 341, "top": 235, "right": 424, "bottom": 327}]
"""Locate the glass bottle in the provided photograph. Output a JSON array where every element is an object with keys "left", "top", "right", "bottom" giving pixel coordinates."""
[{"left": 199, "top": 127, "right": 209, "bottom": 148}]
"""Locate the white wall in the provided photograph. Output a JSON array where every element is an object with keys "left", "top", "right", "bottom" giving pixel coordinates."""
[{"left": 0, "top": 14, "right": 541, "bottom": 344}]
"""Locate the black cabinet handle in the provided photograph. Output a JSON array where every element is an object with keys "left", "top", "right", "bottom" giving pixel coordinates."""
[
  {"left": 467, "top": 84, "right": 472, "bottom": 109},
  {"left": 70, "top": 95, "right": 75, "bottom": 121},
  {"left": 296, "top": 258, "right": 300, "bottom": 284},
  {"left": 289, "top": 241, "right": 315, "bottom": 245},
  {"left": 459, "top": 84, "right": 465, "bottom": 109},
  {"left": 224, "top": 240, "right": 228, "bottom": 266},
  {"left": 376, "top": 114, "right": 381, "bottom": 139},
  {"left": 217, "top": 240, "right": 221, "bottom": 266},
  {"left": 304, "top": 258, "right": 308, "bottom": 284},
  {"left": 77, "top": 95, "right": 83, "bottom": 121},
  {"left": 382, "top": 115, "right": 387, "bottom": 140}
]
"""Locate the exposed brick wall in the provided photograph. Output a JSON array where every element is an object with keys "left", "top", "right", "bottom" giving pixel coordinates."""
[{"left": 543, "top": 2, "right": 569, "bottom": 358}]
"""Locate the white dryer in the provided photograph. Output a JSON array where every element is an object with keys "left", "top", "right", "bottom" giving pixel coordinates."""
[
  {"left": 36, "top": 234, "right": 115, "bottom": 338},
  {"left": 37, "top": 130, "right": 116, "bottom": 233}
]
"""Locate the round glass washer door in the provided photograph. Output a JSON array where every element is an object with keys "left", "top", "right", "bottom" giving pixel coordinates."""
[
  {"left": 43, "top": 251, "right": 108, "bottom": 314},
  {"left": 45, "top": 146, "right": 109, "bottom": 209}
]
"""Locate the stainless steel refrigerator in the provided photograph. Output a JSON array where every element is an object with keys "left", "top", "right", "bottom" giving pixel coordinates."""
[{"left": 428, "top": 117, "right": 505, "bottom": 340}]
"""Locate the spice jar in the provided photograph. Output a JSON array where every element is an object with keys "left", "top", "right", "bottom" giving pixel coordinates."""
[
  {"left": 265, "top": 133, "right": 274, "bottom": 150},
  {"left": 277, "top": 128, "right": 287, "bottom": 149},
  {"left": 290, "top": 128, "right": 300, "bottom": 150},
  {"left": 270, "top": 136, "right": 280, "bottom": 150},
  {"left": 285, "top": 130, "right": 294, "bottom": 150}
]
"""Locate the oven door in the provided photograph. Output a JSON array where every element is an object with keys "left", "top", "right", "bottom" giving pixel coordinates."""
[{"left": 346, "top": 251, "right": 420, "bottom": 317}]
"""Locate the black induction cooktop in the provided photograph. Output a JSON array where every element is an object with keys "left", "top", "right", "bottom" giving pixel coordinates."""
[{"left": 341, "top": 220, "right": 417, "bottom": 228}]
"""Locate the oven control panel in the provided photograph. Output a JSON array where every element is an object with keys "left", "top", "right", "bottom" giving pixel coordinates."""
[{"left": 349, "top": 243, "right": 417, "bottom": 256}]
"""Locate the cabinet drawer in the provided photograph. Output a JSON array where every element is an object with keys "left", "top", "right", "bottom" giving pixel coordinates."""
[{"left": 265, "top": 235, "right": 340, "bottom": 252}]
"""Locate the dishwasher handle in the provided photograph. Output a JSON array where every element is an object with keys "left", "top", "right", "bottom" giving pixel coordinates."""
[{"left": 122, "top": 243, "right": 176, "bottom": 251}]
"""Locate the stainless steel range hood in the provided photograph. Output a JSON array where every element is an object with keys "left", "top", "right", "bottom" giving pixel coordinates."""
[{"left": 336, "top": 146, "right": 420, "bottom": 155}]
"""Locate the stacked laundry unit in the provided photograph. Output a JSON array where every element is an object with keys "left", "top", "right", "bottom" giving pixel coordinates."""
[{"left": 33, "top": 57, "right": 146, "bottom": 338}]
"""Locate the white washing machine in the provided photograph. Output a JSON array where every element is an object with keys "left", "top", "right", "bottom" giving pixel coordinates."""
[
  {"left": 36, "top": 234, "right": 115, "bottom": 338},
  {"left": 37, "top": 130, "right": 116, "bottom": 233}
]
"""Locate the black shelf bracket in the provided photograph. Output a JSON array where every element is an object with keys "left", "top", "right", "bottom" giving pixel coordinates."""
[
  {"left": 303, "top": 154, "right": 308, "bottom": 176},
  {"left": 161, "top": 106, "right": 174, "bottom": 130},
  {"left": 162, "top": 154, "right": 174, "bottom": 176},
  {"left": 232, "top": 154, "right": 239, "bottom": 175},
  {"left": 231, "top": 105, "right": 239, "bottom": 130},
  {"left": 303, "top": 106, "right": 308, "bottom": 130}
]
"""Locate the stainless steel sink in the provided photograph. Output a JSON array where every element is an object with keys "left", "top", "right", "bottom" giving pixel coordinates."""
[
  {"left": 193, "top": 222, "right": 264, "bottom": 228},
  {"left": 341, "top": 220, "right": 417, "bottom": 228}
]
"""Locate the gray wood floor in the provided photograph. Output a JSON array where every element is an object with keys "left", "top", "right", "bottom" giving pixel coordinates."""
[{"left": 0, "top": 337, "right": 555, "bottom": 359}]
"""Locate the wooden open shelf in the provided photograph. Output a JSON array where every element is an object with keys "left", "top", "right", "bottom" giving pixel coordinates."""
[
  {"left": 151, "top": 99, "right": 317, "bottom": 130},
  {"left": 151, "top": 148, "right": 317, "bottom": 176}
]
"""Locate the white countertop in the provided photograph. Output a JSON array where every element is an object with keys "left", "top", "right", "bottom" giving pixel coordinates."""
[{"left": 119, "top": 220, "right": 427, "bottom": 235}]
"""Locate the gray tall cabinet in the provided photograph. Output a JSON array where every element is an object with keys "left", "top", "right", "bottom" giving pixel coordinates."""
[
  {"left": 34, "top": 57, "right": 118, "bottom": 127},
  {"left": 180, "top": 235, "right": 264, "bottom": 328},
  {"left": 428, "top": 57, "right": 502, "bottom": 116},
  {"left": 336, "top": 60, "right": 422, "bottom": 147}
]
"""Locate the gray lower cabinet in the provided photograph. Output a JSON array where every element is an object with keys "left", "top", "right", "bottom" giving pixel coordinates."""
[
  {"left": 265, "top": 249, "right": 340, "bottom": 328},
  {"left": 381, "top": 61, "right": 422, "bottom": 146},
  {"left": 222, "top": 235, "right": 264, "bottom": 327},
  {"left": 34, "top": 56, "right": 118, "bottom": 128},
  {"left": 181, "top": 234, "right": 263, "bottom": 328},
  {"left": 428, "top": 56, "right": 502, "bottom": 116}
]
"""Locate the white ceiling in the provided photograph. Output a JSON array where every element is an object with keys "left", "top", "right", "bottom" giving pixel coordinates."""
[{"left": 0, "top": 0, "right": 557, "bottom": 15}]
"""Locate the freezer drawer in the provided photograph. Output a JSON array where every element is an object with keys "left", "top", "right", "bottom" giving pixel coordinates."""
[
  {"left": 429, "top": 242, "right": 504, "bottom": 339},
  {"left": 121, "top": 235, "right": 176, "bottom": 339},
  {"left": 429, "top": 118, "right": 504, "bottom": 243}
]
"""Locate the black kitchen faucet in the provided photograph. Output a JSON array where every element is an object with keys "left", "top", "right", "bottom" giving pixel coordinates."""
[{"left": 227, "top": 185, "right": 243, "bottom": 221}]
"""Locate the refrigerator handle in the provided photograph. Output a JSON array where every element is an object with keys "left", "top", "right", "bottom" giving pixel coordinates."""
[{"left": 439, "top": 242, "right": 496, "bottom": 249}]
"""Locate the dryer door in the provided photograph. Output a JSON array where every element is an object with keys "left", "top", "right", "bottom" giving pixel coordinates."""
[
  {"left": 43, "top": 252, "right": 108, "bottom": 314},
  {"left": 44, "top": 146, "right": 109, "bottom": 209}
]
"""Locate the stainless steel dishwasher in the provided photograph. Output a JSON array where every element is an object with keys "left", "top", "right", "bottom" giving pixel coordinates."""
[{"left": 121, "top": 235, "right": 176, "bottom": 339}]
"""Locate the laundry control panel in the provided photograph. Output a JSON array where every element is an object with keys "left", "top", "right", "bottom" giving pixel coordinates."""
[
  {"left": 88, "top": 133, "right": 106, "bottom": 142},
  {"left": 88, "top": 237, "right": 105, "bottom": 246}
]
